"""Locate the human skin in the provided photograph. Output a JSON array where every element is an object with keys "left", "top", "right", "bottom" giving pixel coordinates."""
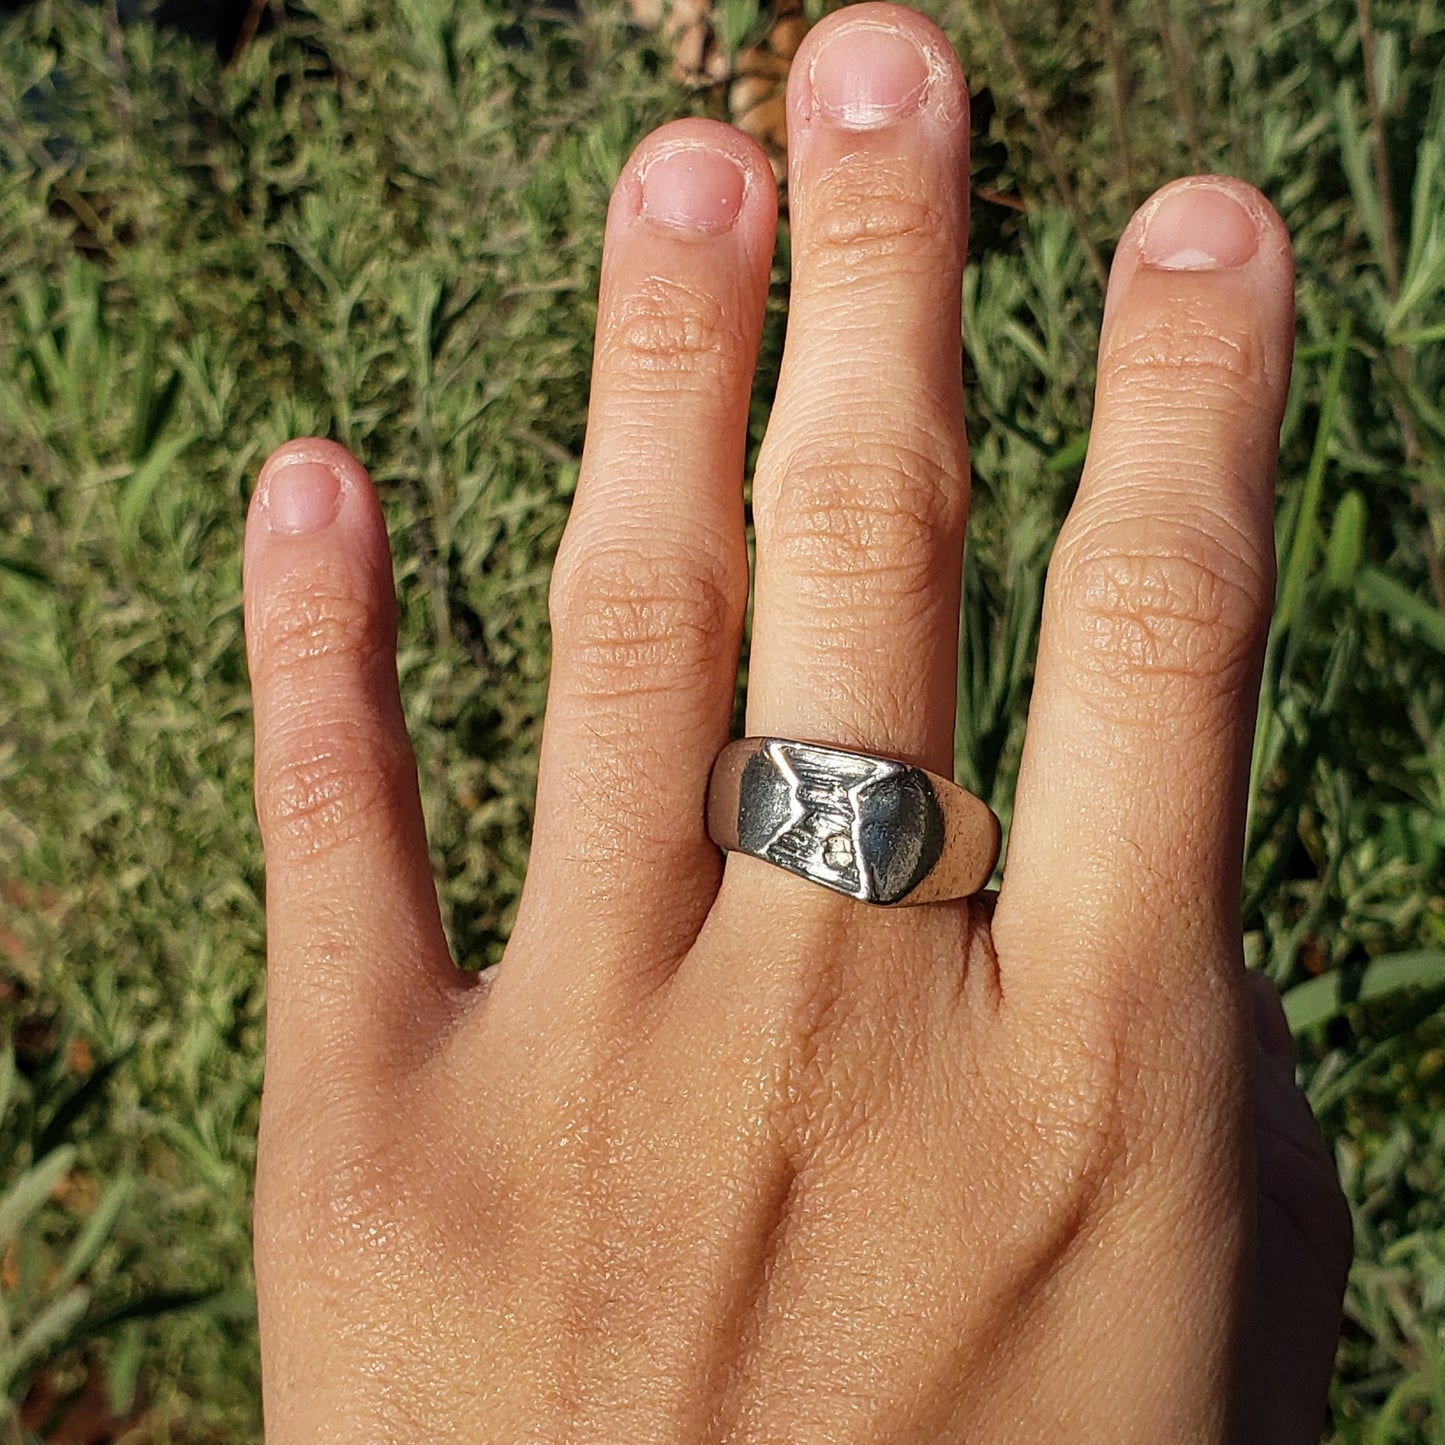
[{"left": 242, "top": 6, "right": 1352, "bottom": 1440}]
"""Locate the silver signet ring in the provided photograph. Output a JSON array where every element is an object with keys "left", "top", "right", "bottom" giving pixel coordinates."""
[{"left": 706, "top": 738, "right": 1000, "bottom": 906}]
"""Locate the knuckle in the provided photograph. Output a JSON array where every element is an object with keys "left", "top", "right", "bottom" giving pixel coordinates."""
[
  {"left": 548, "top": 535, "right": 744, "bottom": 699},
  {"left": 762, "top": 442, "right": 964, "bottom": 618},
  {"left": 1051, "top": 516, "right": 1271, "bottom": 725},
  {"left": 256, "top": 716, "right": 415, "bottom": 863},
  {"left": 806, "top": 156, "right": 948, "bottom": 259},
  {"left": 253, "top": 563, "right": 391, "bottom": 684},
  {"left": 603, "top": 275, "right": 746, "bottom": 385}
]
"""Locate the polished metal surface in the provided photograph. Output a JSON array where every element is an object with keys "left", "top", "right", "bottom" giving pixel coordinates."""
[{"left": 707, "top": 737, "right": 999, "bottom": 906}]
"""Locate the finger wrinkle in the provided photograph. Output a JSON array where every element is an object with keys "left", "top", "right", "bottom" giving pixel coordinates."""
[
  {"left": 251, "top": 593, "right": 382, "bottom": 669},
  {"left": 603, "top": 277, "right": 749, "bottom": 380},
  {"left": 1080, "top": 448, "right": 1260, "bottom": 504},
  {"left": 765, "top": 387, "right": 966, "bottom": 459},
  {"left": 762, "top": 439, "right": 967, "bottom": 523},
  {"left": 1056, "top": 506, "right": 1273, "bottom": 610},
  {"left": 257, "top": 722, "right": 416, "bottom": 864},
  {"left": 797, "top": 162, "right": 959, "bottom": 266},
  {"left": 562, "top": 503, "right": 741, "bottom": 566},
  {"left": 1101, "top": 295, "right": 1287, "bottom": 400},
  {"left": 1060, "top": 499, "right": 1274, "bottom": 596},
  {"left": 548, "top": 540, "right": 744, "bottom": 689}
]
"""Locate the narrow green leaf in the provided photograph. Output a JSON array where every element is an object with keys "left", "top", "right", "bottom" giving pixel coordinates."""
[
  {"left": 0, "top": 1046, "right": 15, "bottom": 1129},
  {"left": 715, "top": 0, "right": 761, "bottom": 57},
  {"left": 105, "top": 1323, "right": 146, "bottom": 1417},
  {"left": 1357, "top": 566, "right": 1445, "bottom": 653},
  {"left": 36, "top": 1048, "right": 131, "bottom": 1159},
  {"left": 1283, "top": 951, "right": 1445, "bottom": 1033},
  {"left": 1387, "top": 226, "right": 1445, "bottom": 335},
  {"left": 7, "top": 1286, "right": 89, "bottom": 1380},
  {"left": 77, "top": 1286, "right": 234, "bottom": 1336},
  {"left": 1388, "top": 322, "right": 1445, "bottom": 346},
  {"left": 1046, "top": 430, "right": 1090, "bottom": 473},
  {"left": 118, "top": 433, "right": 193, "bottom": 541},
  {"left": 131, "top": 364, "right": 182, "bottom": 464},
  {"left": 53, "top": 1178, "right": 132, "bottom": 1297},
  {"left": 1324, "top": 489, "right": 1366, "bottom": 588},
  {"left": 1334, "top": 83, "right": 1388, "bottom": 278},
  {"left": 1373, "top": 28, "right": 1400, "bottom": 112},
  {"left": 129, "top": 324, "right": 157, "bottom": 458},
  {"left": 1394, "top": 64, "right": 1445, "bottom": 315},
  {"left": 1249, "top": 320, "right": 1352, "bottom": 842},
  {"left": 1276, "top": 319, "right": 1351, "bottom": 635},
  {"left": 0, "top": 1147, "right": 76, "bottom": 1253}
]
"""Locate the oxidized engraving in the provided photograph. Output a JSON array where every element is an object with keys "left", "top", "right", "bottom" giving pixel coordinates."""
[{"left": 735, "top": 739, "right": 944, "bottom": 904}]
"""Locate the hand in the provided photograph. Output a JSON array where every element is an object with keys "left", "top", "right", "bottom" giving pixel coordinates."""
[{"left": 242, "top": 5, "right": 1351, "bottom": 1438}]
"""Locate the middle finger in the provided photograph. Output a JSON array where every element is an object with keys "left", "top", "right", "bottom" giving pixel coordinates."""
[{"left": 745, "top": 4, "right": 972, "bottom": 780}]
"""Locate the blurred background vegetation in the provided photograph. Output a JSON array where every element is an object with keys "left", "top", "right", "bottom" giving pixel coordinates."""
[{"left": 0, "top": 0, "right": 1441, "bottom": 1437}]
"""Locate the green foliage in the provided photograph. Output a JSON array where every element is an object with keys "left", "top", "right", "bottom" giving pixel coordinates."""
[
  {"left": 0, "top": 0, "right": 1441, "bottom": 1436},
  {"left": 0, "top": 0, "right": 680, "bottom": 1431},
  {"left": 0, "top": 1033, "right": 234, "bottom": 1438},
  {"left": 955, "top": 206, "right": 1093, "bottom": 814}
]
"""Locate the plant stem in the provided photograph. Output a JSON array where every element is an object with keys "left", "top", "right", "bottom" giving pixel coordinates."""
[
  {"left": 1151, "top": 0, "right": 1204, "bottom": 167},
  {"left": 1096, "top": 0, "right": 1136, "bottom": 210},
  {"left": 231, "top": 0, "right": 270, "bottom": 64}
]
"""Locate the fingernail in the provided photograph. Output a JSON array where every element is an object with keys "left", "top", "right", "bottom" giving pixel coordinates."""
[
  {"left": 1246, "top": 972, "right": 1296, "bottom": 1066},
  {"left": 264, "top": 460, "right": 343, "bottom": 537},
  {"left": 1142, "top": 182, "right": 1260, "bottom": 270},
  {"left": 640, "top": 145, "right": 747, "bottom": 234},
  {"left": 810, "top": 23, "right": 930, "bottom": 129}
]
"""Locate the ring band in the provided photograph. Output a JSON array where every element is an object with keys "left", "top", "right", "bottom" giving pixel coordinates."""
[{"left": 706, "top": 737, "right": 1000, "bottom": 906}]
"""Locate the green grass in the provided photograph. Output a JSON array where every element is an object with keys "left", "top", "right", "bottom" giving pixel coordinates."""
[{"left": 0, "top": 0, "right": 1442, "bottom": 1437}]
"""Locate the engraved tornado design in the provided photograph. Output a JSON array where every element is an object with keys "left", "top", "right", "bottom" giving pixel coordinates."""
[
  {"left": 767, "top": 740, "right": 880, "bottom": 897},
  {"left": 735, "top": 739, "right": 945, "bottom": 904}
]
